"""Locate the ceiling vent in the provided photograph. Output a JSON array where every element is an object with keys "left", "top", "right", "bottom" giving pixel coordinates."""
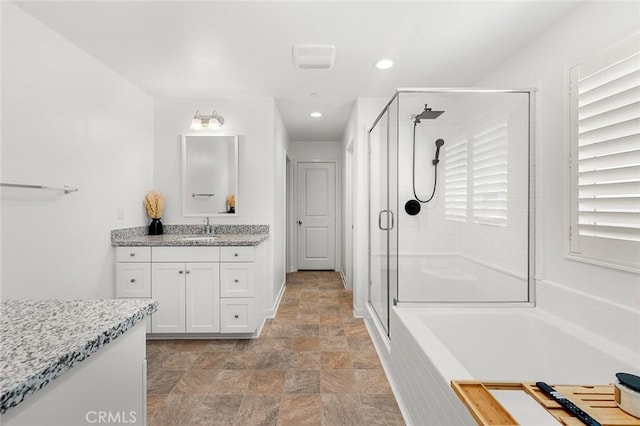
[{"left": 292, "top": 44, "right": 335, "bottom": 70}]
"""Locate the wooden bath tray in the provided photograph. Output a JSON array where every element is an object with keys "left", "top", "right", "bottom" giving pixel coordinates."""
[{"left": 451, "top": 380, "right": 640, "bottom": 425}]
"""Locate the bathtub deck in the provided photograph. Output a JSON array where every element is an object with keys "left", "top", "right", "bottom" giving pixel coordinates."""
[{"left": 452, "top": 381, "right": 639, "bottom": 426}]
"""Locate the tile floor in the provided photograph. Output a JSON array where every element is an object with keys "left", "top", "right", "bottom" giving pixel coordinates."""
[{"left": 146, "top": 271, "right": 405, "bottom": 426}]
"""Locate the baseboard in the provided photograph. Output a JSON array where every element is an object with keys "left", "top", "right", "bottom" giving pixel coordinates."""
[
  {"left": 266, "top": 279, "right": 286, "bottom": 318},
  {"left": 337, "top": 267, "right": 347, "bottom": 289},
  {"left": 352, "top": 307, "right": 368, "bottom": 318}
]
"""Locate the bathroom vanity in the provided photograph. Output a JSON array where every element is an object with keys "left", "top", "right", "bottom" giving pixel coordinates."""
[
  {"left": 112, "top": 225, "right": 269, "bottom": 337},
  {"left": 0, "top": 299, "right": 156, "bottom": 426}
]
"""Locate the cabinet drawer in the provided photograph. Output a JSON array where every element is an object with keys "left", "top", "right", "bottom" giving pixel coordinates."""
[
  {"left": 220, "top": 246, "right": 254, "bottom": 262},
  {"left": 220, "top": 299, "right": 255, "bottom": 333},
  {"left": 152, "top": 246, "right": 220, "bottom": 262},
  {"left": 116, "top": 263, "right": 151, "bottom": 297},
  {"left": 116, "top": 247, "right": 151, "bottom": 262},
  {"left": 220, "top": 263, "right": 255, "bottom": 297}
]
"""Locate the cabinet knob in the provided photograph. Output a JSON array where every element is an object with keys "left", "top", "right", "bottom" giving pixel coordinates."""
[
  {"left": 178, "top": 270, "right": 184, "bottom": 274},
  {"left": 234, "top": 253, "right": 239, "bottom": 257},
  {"left": 186, "top": 270, "right": 191, "bottom": 274},
  {"left": 129, "top": 252, "right": 136, "bottom": 257},
  {"left": 234, "top": 279, "right": 239, "bottom": 283},
  {"left": 234, "top": 314, "right": 239, "bottom": 319},
  {"left": 130, "top": 278, "right": 136, "bottom": 283}
]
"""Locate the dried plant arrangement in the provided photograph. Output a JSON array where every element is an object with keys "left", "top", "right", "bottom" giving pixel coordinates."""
[
  {"left": 226, "top": 194, "right": 235, "bottom": 208},
  {"left": 144, "top": 190, "right": 165, "bottom": 219}
]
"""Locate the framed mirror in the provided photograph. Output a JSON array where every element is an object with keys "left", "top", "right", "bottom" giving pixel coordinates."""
[{"left": 182, "top": 135, "right": 238, "bottom": 217}]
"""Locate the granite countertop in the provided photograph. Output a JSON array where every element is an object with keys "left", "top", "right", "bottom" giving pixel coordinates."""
[
  {"left": 112, "top": 232, "right": 268, "bottom": 247},
  {"left": 111, "top": 224, "right": 269, "bottom": 247},
  {"left": 0, "top": 299, "right": 157, "bottom": 414}
]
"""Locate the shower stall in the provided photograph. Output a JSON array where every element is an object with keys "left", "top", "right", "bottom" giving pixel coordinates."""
[{"left": 369, "top": 89, "right": 535, "bottom": 336}]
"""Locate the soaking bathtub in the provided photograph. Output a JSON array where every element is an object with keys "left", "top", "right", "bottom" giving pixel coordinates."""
[{"left": 384, "top": 307, "right": 639, "bottom": 425}]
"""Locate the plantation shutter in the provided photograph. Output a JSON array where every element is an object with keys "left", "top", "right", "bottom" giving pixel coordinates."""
[
  {"left": 445, "top": 137, "right": 468, "bottom": 221},
  {"left": 473, "top": 118, "right": 508, "bottom": 226},
  {"left": 569, "top": 31, "right": 640, "bottom": 270}
]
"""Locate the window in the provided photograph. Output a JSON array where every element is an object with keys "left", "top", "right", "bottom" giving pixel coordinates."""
[
  {"left": 473, "top": 117, "right": 508, "bottom": 226},
  {"left": 569, "top": 32, "right": 640, "bottom": 270},
  {"left": 445, "top": 136, "right": 468, "bottom": 221}
]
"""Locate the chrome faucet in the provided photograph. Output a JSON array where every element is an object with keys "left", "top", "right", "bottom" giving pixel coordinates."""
[{"left": 203, "top": 217, "right": 213, "bottom": 234}]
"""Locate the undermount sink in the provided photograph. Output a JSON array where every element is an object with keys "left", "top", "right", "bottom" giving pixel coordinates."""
[{"left": 178, "top": 235, "right": 220, "bottom": 241}]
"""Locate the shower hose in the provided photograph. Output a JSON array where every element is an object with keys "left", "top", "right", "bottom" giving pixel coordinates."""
[{"left": 412, "top": 122, "right": 439, "bottom": 203}]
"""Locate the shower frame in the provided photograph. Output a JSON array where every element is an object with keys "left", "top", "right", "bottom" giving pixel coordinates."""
[{"left": 367, "top": 88, "right": 537, "bottom": 336}]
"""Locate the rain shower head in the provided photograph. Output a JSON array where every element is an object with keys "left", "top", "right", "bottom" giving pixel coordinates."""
[{"left": 412, "top": 104, "right": 444, "bottom": 123}]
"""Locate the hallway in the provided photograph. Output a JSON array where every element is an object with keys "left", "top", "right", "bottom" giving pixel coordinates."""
[{"left": 146, "top": 271, "right": 405, "bottom": 426}]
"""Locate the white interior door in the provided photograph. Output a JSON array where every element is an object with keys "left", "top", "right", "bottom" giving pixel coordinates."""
[{"left": 297, "top": 162, "right": 336, "bottom": 270}]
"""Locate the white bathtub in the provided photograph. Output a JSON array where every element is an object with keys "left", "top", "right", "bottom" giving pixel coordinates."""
[{"left": 383, "top": 307, "right": 639, "bottom": 425}]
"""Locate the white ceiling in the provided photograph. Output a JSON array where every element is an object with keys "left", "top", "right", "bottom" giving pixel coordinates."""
[{"left": 14, "top": 1, "right": 579, "bottom": 141}]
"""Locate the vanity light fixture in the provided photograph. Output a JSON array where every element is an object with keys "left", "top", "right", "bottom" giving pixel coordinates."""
[
  {"left": 374, "top": 59, "right": 394, "bottom": 70},
  {"left": 310, "top": 112, "right": 322, "bottom": 118},
  {"left": 190, "top": 110, "right": 225, "bottom": 130}
]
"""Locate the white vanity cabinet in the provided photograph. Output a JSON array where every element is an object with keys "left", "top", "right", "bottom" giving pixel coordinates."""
[
  {"left": 151, "top": 247, "right": 220, "bottom": 334},
  {"left": 115, "top": 247, "right": 152, "bottom": 332},
  {"left": 151, "top": 261, "right": 220, "bottom": 333},
  {"left": 115, "top": 243, "right": 265, "bottom": 336},
  {"left": 219, "top": 247, "right": 256, "bottom": 333}
]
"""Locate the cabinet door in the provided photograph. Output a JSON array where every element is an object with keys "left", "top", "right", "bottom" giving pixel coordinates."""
[
  {"left": 116, "top": 263, "right": 151, "bottom": 298},
  {"left": 220, "top": 263, "right": 255, "bottom": 297},
  {"left": 185, "top": 262, "right": 220, "bottom": 333},
  {"left": 220, "top": 298, "right": 255, "bottom": 333},
  {"left": 151, "top": 263, "right": 186, "bottom": 333}
]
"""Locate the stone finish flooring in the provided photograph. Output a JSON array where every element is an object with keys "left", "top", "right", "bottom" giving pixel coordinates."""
[{"left": 146, "top": 271, "right": 405, "bottom": 426}]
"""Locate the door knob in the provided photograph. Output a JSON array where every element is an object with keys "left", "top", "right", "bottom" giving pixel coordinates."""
[
  {"left": 130, "top": 278, "right": 136, "bottom": 283},
  {"left": 298, "top": 220, "right": 302, "bottom": 225}
]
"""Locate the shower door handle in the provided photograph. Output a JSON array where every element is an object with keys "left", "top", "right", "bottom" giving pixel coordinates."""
[{"left": 378, "top": 210, "right": 394, "bottom": 231}]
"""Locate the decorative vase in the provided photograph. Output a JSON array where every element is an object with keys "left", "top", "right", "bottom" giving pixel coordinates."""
[{"left": 149, "top": 218, "right": 163, "bottom": 235}]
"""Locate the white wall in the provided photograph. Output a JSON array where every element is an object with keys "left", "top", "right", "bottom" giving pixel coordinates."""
[
  {"left": 477, "top": 1, "right": 640, "bottom": 310},
  {"left": 153, "top": 98, "right": 276, "bottom": 225},
  {"left": 343, "top": 98, "right": 388, "bottom": 315},
  {"left": 288, "top": 141, "right": 341, "bottom": 161},
  {"left": 0, "top": 2, "right": 154, "bottom": 299},
  {"left": 153, "top": 97, "right": 284, "bottom": 311},
  {"left": 272, "top": 105, "right": 289, "bottom": 312}
]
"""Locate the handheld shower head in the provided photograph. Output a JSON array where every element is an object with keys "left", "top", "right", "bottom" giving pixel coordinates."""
[{"left": 432, "top": 139, "right": 445, "bottom": 165}]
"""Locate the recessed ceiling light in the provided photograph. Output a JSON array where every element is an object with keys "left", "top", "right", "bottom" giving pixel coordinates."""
[
  {"left": 374, "top": 59, "right": 394, "bottom": 70},
  {"left": 310, "top": 112, "right": 322, "bottom": 118}
]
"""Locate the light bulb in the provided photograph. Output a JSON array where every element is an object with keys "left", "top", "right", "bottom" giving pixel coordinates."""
[{"left": 190, "top": 118, "right": 203, "bottom": 130}]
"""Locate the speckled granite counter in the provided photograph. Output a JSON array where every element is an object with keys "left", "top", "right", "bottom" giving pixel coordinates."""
[
  {"left": 111, "top": 224, "right": 269, "bottom": 247},
  {"left": 0, "top": 299, "right": 157, "bottom": 414}
]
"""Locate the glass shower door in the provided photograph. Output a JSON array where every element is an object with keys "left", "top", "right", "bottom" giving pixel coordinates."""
[
  {"left": 368, "top": 98, "right": 398, "bottom": 336},
  {"left": 369, "top": 108, "right": 390, "bottom": 334}
]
